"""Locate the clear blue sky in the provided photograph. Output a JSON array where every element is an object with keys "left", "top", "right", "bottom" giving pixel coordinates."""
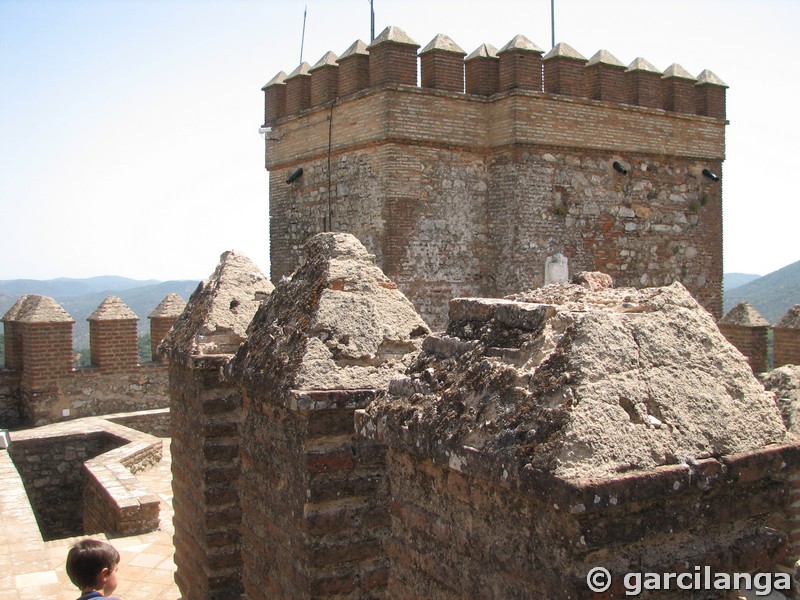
[{"left": 1, "top": 0, "right": 798, "bottom": 281}]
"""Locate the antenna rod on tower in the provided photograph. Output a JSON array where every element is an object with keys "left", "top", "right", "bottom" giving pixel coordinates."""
[
  {"left": 300, "top": 4, "right": 308, "bottom": 64},
  {"left": 370, "top": 0, "right": 375, "bottom": 42},
  {"left": 550, "top": 0, "right": 555, "bottom": 48}
]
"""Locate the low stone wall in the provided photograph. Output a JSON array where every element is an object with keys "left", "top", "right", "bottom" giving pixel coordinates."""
[
  {"left": 6, "top": 362, "right": 170, "bottom": 428},
  {"left": 107, "top": 408, "right": 171, "bottom": 437},
  {"left": 83, "top": 437, "right": 162, "bottom": 536},
  {"left": 8, "top": 416, "right": 162, "bottom": 540},
  {"left": 0, "top": 369, "right": 20, "bottom": 427},
  {"left": 9, "top": 431, "right": 121, "bottom": 539}
]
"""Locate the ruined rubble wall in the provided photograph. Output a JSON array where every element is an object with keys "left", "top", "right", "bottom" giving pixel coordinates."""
[
  {"left": 357, "top": 276, "right": 794, "bottom": 597},
  {"left": 383, "top": 444, "right": 794, "bottom": 599},
  {"left": 163, "top": 250, "right": 273, "bottom": 600},
  {"left": 233, "top": 233, "right": 428, "bottom": 598}
]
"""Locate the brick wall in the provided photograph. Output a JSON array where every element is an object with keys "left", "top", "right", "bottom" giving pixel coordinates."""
[
  {"left": 239, "top": 390, "right": 390, "bottom": 599},
  {"left": 89, "top": 319, "right": 139, "bottom": 372},
  {"left": 150, "top": 317, "right": 179, "bottom": 362},
  {"left": 170, "top": 359, "right": 244, "bottom": 600},
  {"left": 774, "top": 328, "right": 800, "bottom": 368},
  {"left": 19, "top": 322, "right": 73, "bottom": 389},
  {"left": 718, "top": 324, "right": 769, "bottom": 373},
  {"left": 378, "top": 444, "right": 795, "bottom": 598}
]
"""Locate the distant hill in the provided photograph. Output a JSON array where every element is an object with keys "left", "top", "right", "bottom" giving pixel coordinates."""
[
  {"left": 723, "top": 272, "right": 761, "bottom": 291},
  {"left": 0, "top": 277, "right": 199, "bottom": 349},
  {"left": 723, "top": 259, "right": 800, "bottom": 323}
]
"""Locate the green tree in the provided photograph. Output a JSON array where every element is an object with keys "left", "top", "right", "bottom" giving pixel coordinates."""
[
  {"left": 0, "top": 333, "right": 5, "bottom": 367},
  {"left": 138, "top": 333, "right": 152, "bottom": 363},
  {"left": 74, "top": 348, "right": 91, "bottom": 368}
]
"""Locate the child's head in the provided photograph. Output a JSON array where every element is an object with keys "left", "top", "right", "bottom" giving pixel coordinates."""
[{"left": 66, "top": 539, "right": 120, "bottom": 594}]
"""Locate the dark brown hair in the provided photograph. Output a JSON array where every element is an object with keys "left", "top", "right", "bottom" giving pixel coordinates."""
[{"left": 65, "top": 539, "right": 120, "bottom": 590}]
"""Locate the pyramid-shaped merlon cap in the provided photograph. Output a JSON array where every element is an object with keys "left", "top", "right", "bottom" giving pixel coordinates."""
[
  {"left": 14, "top": 295, "right": 74, "bottom": 323},
  {"left": 776, "top": 304, "right": 800, "bottom": 328},
  {"left": 662, "top": 63, "right": 696, "bottom": 80},
  {"left": 626, "top": 57, "right": 661, "bottom": 73},
  {"left": 261, "top": 71, "right": 287, "bottom": 91},
  {"left": 2, "top": 295, "right": 31, "bottom": 322},
  {"left": 466, "top": 43, "right": 498, "bottom": 61},
  {"left": 286, "top": 62, "right": 311, "bottom": 80},
  {"left": 420, "top": 33, "right": 466, "bottom": 55},
  {"left": 148, "top": 293, "right": 187, "bottom": 319},
  {"left": 340, "top": 39, "right": 369, "bottom": 59},
  {"left": 232, "top": 232, "right": 430, "bottom": 393},
  {"left": 587, "top": 49, "right": 625, "bottom": 67},
  {"left": 719, "top": 301, "right": 769, "bottom": 327},
  {"left": 161, "top": 250, "right": 274, "bottom": 359},
  {"left": 499, "top": 34, "right": 544, "bottom": 54},
  {"left": 310, "top": 51, "right": 339, "bottom": 71},
  {"left": 88, "top": 296, "right": 138, "bottom": 321},
  {"left": 543, "top": 42, "right": 587, "bottom": 61},
  {"left": 367, "top": 26, "right": 418, "bottom": 49},
  {"left": 696, "top": 69, "right": 728, "bottom": 87}
]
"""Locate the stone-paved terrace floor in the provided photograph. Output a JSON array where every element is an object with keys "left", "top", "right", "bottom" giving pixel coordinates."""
[{"left": 0, "top": 436, "right": 179, "bottom": 600}]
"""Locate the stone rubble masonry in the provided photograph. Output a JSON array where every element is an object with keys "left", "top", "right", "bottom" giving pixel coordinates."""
[
  {"left": 264, "top": 27, "right": 727, "bottom": 329},
  {"left": 718, "top": 301, "right": 771, "bottom": 374},
  {"left": 1, "top": 294, "right": 177, "bottom": 427},
  {"left": 774, "top": 304, "right": 800, "bottom": 368},
  {"left": 8, "top": 416, "right": 162, "bottom": 540},
  {"left": 148, "top": 293, "right": 187, "bottom": 362},
  {"left": 762, "top": 366, "right": 800, "bottom": 561},
  {"left": 230, "top": 233, "right": 429, "bottom": 599},
  {"left": 162, "top": 250, "right": 273, "bottom": 600},
  {"left": 356, "top": 274, "right": 797, "bottom": 597}
]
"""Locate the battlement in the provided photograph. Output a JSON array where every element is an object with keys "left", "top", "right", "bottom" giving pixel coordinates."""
[
  {"left": 262, "top": 27, "right": 727, "bottom": 128},
  {"left": 1, "top": 293, "right": 183, "bottom": 426}
]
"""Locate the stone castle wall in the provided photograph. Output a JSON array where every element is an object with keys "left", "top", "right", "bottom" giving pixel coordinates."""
[
  {"left": 1, "top": 294, "right": 181, "bottom": 427},
  {"left": 264, "top": 28, "right": 726, "bottom": 328}
]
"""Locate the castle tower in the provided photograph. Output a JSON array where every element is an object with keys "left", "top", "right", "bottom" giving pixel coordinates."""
[
  {"left": 87, "top": 296, "right": 139, "bottom": 373},
  {"left": 162, "top": 251, "right": 273, "bottom": 600},
  {"left": 148, "top": 293, "right": 187, "bottom": 362},
  {"left": 774, "top": 305, "right": 800, "bottom": 368},
  {"left": 718, "top": 301, "right": 770, "bottom": 373},
  {"left": 263, "top": 28, "right": 727, "bottom": 328}
]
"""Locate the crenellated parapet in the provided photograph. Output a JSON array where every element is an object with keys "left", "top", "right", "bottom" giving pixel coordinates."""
[
  {"left": 1, "top": 294, "right": 179, "bottom": 427},
  {"left": 261, "top": 26, "right": 727, "bottom": 127}
]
